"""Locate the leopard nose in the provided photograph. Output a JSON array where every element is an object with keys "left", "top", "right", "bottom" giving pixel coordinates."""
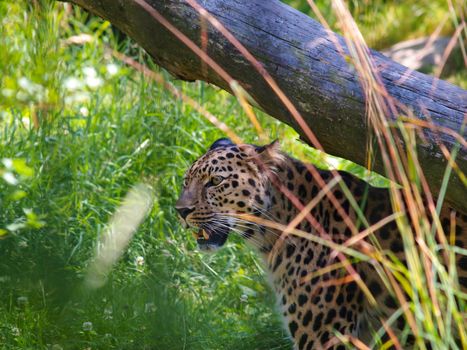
[{"left": 176, "top": 207, "right": 195, "bottom": 220}]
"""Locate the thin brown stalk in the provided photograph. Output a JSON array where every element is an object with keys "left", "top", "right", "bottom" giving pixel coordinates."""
[
  {"left": 382, "top": 259, "right": 420, "bottom": 340},
  {"left": 398, "top": 117, "right": 467, "bottom": 149},
  {"left": 269, "top": 176, "right": 341, "bottom": 257},
  {"left": 380, "top": 316, "right": 403, "bottom": 350},
  {"left": 300, "top": 260, "right": 351, "bottom": 284},
  {"left": 342, "top": 212, "right": 402, "bottom": 248},
  {"left": 133, "top": 0, "right": 232, "bottom": 83},
  {"left": 392, "top": 14, "right": 449, "bottom": 86},
  {"left": 331, "top": 334, "right": 372, "bottom": 350},
  {"left": 434, "top": 22, "right": 465, "bottom": 80}
]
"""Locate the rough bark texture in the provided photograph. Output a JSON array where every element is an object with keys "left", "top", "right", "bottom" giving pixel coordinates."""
[{"left": 64, "top": 0, "right": 467, "bottom": 212}]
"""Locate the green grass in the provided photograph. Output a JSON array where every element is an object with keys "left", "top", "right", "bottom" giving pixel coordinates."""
[
  {"left": 285, "top": 0, "right": 461, "bottom": 49},
  {"left": 0, "top": 2, "right": 295, "bottom": 349},
  {"left": 0, "top": 1, "right": 466, "bottom": 349}
]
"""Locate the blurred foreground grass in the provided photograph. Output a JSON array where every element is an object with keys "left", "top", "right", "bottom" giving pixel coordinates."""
[{"left": 0, "top": 1, "right": 465, "bottom": 349}]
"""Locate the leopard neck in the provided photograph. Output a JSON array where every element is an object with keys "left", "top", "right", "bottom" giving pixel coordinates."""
[{"left": 243, "top": 155, "right": 322, "bottom": 256}]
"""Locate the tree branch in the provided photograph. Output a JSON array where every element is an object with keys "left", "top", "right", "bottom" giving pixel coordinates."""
[{"left": 63, "top": 0, "right": 467, "bottom": 212}]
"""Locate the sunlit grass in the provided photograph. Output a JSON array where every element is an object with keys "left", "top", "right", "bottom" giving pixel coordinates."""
[
  {"left": 0, "top": 1, "right": 291, "bottom": 349},
  {"left": 284, "top": 0, "right": 459, "bottom": 50}
]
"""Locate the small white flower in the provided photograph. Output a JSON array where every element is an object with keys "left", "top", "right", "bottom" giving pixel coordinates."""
[
  {"left": 2, "top": 158, "right": 13, "bottom": 169},
  {"left": 144, "top": 302, "right": 156, "bottom": 313},
  {"left": 2, "top": 88, "right": 14, "bottom": 97},
  {"left": 17, "top": 296, "right": 28, "bottom": 306},
  {"left": 85, "top": 76, "right": 103, "bottom": 89},
  {"left": 82, "top": 321, "right": 93, "bottom": 332},
  {"left": 63, "top": 77, "right": 82, "bottom": 91},
  {"left": 240, "top": 294, "right": 248, "bottom": 303},
  {"left": 18, "top": 77, "right": 31, "bottom": 90},
  {"left": 82, "top": 67, "right": 97, "bottom": 78},
  {"left": 106, "top": 63, "right": 118, "bottom": 76},
  {"left": 21, "top": 117, "right": 31, "bottom": 128},
  {"left": 16, "top": 90, "right": 29, "bottom": 102},
  {"left": 103, "top": 307, "right": 113, "bottom": 320},
  {"left": 135, "top": 256, "right": 145, "bottom": 266},
  {"left": 0, "top": 276, "right": 11, "bottom": 283},
  {"left": 11, "top": 326, "right": 20, "bottom": 336},
  {"left": 79, "top": 106, "right": 89, "bottom": 117},
  {"left": 65, "top": 91, "right": 90, "bottom": 104}
]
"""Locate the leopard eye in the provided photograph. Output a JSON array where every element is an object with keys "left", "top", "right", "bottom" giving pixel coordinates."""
[{"left": 207, "top": 175, "right": 224, "bottom": 187}]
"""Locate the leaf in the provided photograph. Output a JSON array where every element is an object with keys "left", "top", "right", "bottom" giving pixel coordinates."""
[
  {"left": 27, "top": 219, "right": 45, "bottom": 229},
  {"left": 9, "top": 190, "right": 27, "bottom": 201},
  {"left": 12, "top": 159, "right": 34, "bottom": 177},
  {"left": 6, "top": 222, "right": 26, "bottom": 231},
  {"left": 24, "top": 208, "right": 45, "bottom": 229}
]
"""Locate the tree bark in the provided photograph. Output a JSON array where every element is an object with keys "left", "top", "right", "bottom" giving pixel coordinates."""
[{"left": 63, "top": 0, "right": 467, "bottom": 212}]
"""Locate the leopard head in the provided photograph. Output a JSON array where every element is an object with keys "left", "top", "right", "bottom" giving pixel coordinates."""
[{"left": 176, "top": 138, "right": 284, "bottom": 251}]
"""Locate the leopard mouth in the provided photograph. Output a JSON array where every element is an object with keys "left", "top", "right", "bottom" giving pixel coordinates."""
[{"left": 193, "top": 225, "right": 229, "bottom": 251}]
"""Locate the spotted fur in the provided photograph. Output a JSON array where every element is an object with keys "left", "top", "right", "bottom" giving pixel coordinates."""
[{"left": 176, "top": 139, "right": 467, "bottom": 349}]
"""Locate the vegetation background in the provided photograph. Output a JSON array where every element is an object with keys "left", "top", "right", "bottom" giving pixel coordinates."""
[{"left": 0, "top": 0, "right": 465, "bottom": 349}]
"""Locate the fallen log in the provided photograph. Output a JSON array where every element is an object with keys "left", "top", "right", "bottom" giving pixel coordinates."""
[{"left": 62, "top": 0, "right": 467, "bottom": 212}]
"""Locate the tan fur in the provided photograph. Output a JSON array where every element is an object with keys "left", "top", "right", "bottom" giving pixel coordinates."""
[{"left": 177, "top": 141, "right": 467, "bottom": 349}]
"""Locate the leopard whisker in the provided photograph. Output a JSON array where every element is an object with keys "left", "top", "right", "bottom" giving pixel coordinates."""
[
  {"left": 222, "top": 215, "right": 300, "bottom": 250},
  {"left": 250, "top": 204, "right": 279, "bottom": 221},
  {"left": 215, "top": 214, "right": 298, "bottom": 251},
  {"left": 212, "top": 221, "right": 265, "bottom": 249}
]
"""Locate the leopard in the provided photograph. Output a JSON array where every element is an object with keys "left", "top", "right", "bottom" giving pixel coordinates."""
[{"left": 176, "top": 138, "right": 467, "bottom": 349}]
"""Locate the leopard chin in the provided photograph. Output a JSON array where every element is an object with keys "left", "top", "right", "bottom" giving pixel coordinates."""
[{"left": 193, "top": 226, "right": 229, "bottom": 251}]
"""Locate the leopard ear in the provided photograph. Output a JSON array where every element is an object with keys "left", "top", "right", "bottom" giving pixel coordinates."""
[
  {"left": 254, "top": 140, "right": 285, "bottom": 168},
  {"left": 209, "top": 138, "right": 234, "bottom": 150},
  {"left": 255, "top": 139, "right": 279, "bottom": 153}
]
